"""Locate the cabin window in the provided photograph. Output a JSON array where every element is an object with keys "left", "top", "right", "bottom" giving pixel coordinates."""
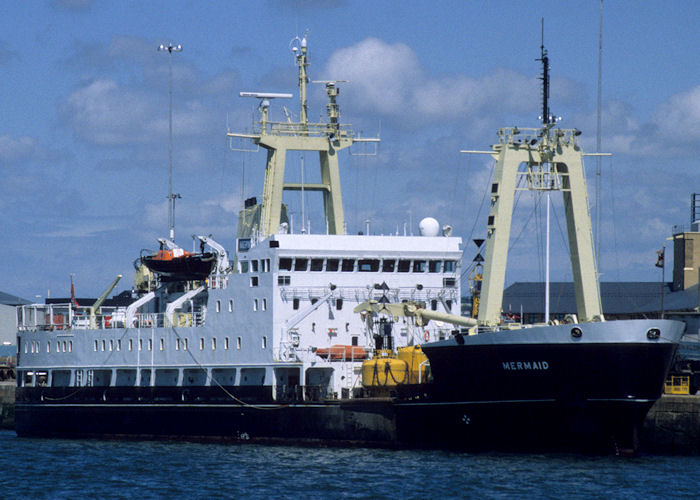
[
  {"left": 254, "top": 299, "right": 259, "bottom": 311},
  {"left": 250, "top": 276, "right": 259, "bottom": 287},
  {"left": 237, "top": 337, "right": 242, "bottom": 350},
  {"left": 279, "top": 258, "right": 293, "bottom": 271},
  {"left": 262, "top": 298, "right": 267, "bottom": 311},
  {"left": 262, "top": 336, "right": 267, "bottom": 349},
  {"left": 57, "top": 341, "right": 61, "bottom": 352},
  {"left": 431, "top": 299, "right": 438, "bottom": 311},
  {"left": 184, "top": 338, "right": 188, "bottom": 351},
  {"left": 351, "top": 336, "right": 358, "bottom": 346},
  {"left": 129, "top": 339, "right": 133, "bottom": 351},
  {"left": 265, "top": 259, "right": 271, "bottom": 272},
  {"left": 216, "top": 300, "right": 221, "bottom": 312},
  {"left": 294, "top": 258, "right": 308, "bottom": 271},
  {"left": 413, "top": 260, "right": 426, "bottom": 273},
  {"left": 148, "top": 339, "right": 153, "bottom": 351},
  {"left": 159, "top": 338, "right": 164, "bottom": 351},
  {"left": 117, "top": 340, "right": 121, "bottom": 351},
  {"left": 341, "top": 259, "right": 355, "bottom": 272},
  {"left": 200, "top": 338, "right": 204, "bottom": 350},
  {"left": 225, "top": 337, "right": 230, "bottom": 350},
  {"left": 326, "top": 259, "right": 339, "bottom": 271},
  {"left": 429, "top": 260, "right": 441, "bottom": 273},
  {"left": 240, "top": 261, "right": 249, "bottom": 273},
  {"left": 278, "top": 275, "right": 291, "bottom": 286},
  {"left": 139, "top": 339, "right": 143, "bottom": 351},
  {"left": 293, "top": 298, "right": 299, "bottom": 310},
  {"left": 398, "top": 260, "right": 411, "bottom": 272},
  {"left": 101, "top": 340, "right": 106, "bottom": 352},
  {"left": 382, "top": 259, "right": 396, "bottom": 272},
  {"left": 47, "top": 342, "right": 51, "bottom": 353},
  {"left": 310, "top": 258, "right": 324, "bottom": 271},
  {"left": 212, "top": 338, "right": 217, "bottom": 350},
  {"left": 228, "top": 299, "right": 234, "bottom": 312},
  {"left": 63, "top": 341, "right": 67, "bottom": 352},
  {"left": 311, "top": 298, "right": 318, "bottom": 305},
  {"left": 358, "top": 259, "right": 379, "bottom": 272},
  {"left": 69, "top": 341, "right": 73, "bottom": 352},
  {"left": 109, "top": 339, "right": 114, "bottom": 351},
  {"left": 336, "top": 298, "right": 343, "bottom": 310},
  {"left": 443, "top": 277, "right": 456, "bottom": 287},
  {"left": 444, "top": 260, "right": 456, "bottom": 273},
  {"left": 252, "top": 260, "right": 259, "bottom": 272},
  {"left": 176, "top": 338, "right": 180, "bottom": 351}
]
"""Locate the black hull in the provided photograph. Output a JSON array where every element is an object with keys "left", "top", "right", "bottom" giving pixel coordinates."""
[{"left": 15, "top": 386, "right": 655, "bottom": 453}]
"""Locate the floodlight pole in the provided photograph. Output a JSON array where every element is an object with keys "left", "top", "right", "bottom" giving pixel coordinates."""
[{"left": 158, "top": 42, "right": 183, "bottom": 241}]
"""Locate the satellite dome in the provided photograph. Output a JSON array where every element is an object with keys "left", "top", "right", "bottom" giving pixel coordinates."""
[{"left": 419, "top": 217, "right": 440, "bottom": 237}]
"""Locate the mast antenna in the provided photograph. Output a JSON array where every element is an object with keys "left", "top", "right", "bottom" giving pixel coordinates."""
[{"left": 537, "top": 18, "right": 552, "bottom": 126}]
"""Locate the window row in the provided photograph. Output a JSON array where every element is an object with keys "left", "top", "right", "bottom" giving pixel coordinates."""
[
  {"left": 25, "top": 340, "right": 73, "bottom": 354},
  {"left": 90, "top": 336, "right": 266, "bottom": 352},
  {"left": 278, "top": 257, "right": 457, "bottom": 273},
  {"left": 239, "top": 259, "right": 271, "bottom": 273},
  {"left": 215, "top": 298, "right": 268, "bottom": 312}
]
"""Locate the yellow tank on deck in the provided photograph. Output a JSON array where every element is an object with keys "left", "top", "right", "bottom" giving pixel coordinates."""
[
  {"left": 397, "top": 345, "right": 429, "bottom": 384},
  {"left": 361, "top": 345, "right": 430, "bottom": 388},
  {"left": 361, "top": 351, "right": 408, "bottom": 387}
]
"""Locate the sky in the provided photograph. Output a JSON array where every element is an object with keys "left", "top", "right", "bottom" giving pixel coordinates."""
[{"left": 1, "top": 0, "right": 698, "bottom": 300}]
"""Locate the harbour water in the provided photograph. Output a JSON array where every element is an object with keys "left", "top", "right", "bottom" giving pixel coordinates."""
[{"left": 1, "top": 430, "right": 698, "bottom": 498}]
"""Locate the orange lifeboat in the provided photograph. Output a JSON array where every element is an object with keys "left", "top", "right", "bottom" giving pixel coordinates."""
[{"left": 315, "top": 345, "right": 368, "bottom": 361}]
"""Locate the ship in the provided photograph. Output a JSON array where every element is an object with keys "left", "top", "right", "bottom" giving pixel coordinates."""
[{"left": 13, "top": 35, "right": 684, "bottom": 453}]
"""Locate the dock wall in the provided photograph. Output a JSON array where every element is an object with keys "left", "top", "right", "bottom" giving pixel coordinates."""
[
  {"left": 641, "top": 394, "right": 700, "bottom": 454},
  {"left": 0, "top": 382, "right": 14, "bottom": 429}
]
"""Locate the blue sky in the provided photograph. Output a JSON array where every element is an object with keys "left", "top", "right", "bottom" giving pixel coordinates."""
[{"left": 1, "top": 0, "right": 698, "bottom": 300}]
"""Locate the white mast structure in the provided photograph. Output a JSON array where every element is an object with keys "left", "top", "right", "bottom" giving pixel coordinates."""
[
  {"left": 462, "top": 40, "right": 607, "bottom": 327},
  {"left": 228, "top": 33, "right": 379, "bottom": 239}
]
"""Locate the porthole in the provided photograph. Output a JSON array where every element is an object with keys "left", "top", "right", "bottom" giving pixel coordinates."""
[
  {"left": 571, "top": 327, "right": 583, "bottom": 338},
  {"left": 646, "top": 328, "right": 661, "bottom": 340}
]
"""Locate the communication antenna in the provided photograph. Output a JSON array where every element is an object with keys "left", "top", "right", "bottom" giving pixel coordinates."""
[{"left": 537, "top": 18, "right": 553, "bottom": 126}]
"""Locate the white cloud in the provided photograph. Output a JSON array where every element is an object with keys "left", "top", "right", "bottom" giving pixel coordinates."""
[
  {"left": 63, "top": 79, "right": 158, "bottom": 145},
  {"left": 0, "top": 135, "right": 40, "bottom": 164},
  {"left": 652, "top": 85, "right": 700, "bottom": 143}
]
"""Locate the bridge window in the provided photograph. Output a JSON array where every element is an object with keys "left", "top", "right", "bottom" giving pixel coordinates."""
[
  {"left": 382, "top": 259, "right": 396, "bottom": 272},
  {"left": 444, "top": 260, "right": 456, "bottom": 273},
  {"left": 279, "top": 258, "right": 292, "bottom": 271},
  {"left": 358, "top": 259, "right": 379, "bottom": 272},
  {"left": 310, "top": 258, "right": 324, "bottom": 271},
  {"left": 294, "top": 258, "right": 308, "bottom": 271},
  {"left": 326, "top": 259, "right": 339, "bottom": 271},
  {"left": 341, "top": 259, "right": 355, "bottom": 272},
  {"left": 398, "top": 260, "right": 411, "bottom": 272},
  {"left": 429, "top": 260, "right": 441, "bottom": 273}
]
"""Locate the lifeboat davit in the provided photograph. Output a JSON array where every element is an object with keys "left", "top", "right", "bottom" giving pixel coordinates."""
[
  {"left": 315, "top": 345, "right": 368, "bottom": 361},
  {"left": 140, "top": 248, "right": 216, "bottom": 282}
]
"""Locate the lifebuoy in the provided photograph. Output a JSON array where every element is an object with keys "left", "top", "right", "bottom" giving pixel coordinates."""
[{"left": 424, "top": 330, "right": 430, "bottom": 342}]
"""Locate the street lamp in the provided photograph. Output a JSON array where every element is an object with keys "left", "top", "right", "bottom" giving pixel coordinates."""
[{"left": 158, "top": 42, "right": 183, "bottom": 241}]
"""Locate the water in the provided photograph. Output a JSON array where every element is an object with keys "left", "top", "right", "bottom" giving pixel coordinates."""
[{"left": 1, "top": 430, "right": 699, "bottom": 499}]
